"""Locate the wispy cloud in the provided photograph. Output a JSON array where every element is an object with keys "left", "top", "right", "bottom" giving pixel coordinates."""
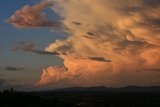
[
  {"left": 12, "top": 42, "right": 60, "bottom": 55},
  {"left": 6, "top": 66, "right": 24, "bottom": 71},
  {"left": 31, "top": 50, "right": 60, "bottom": 55},
  {"left": 87, "top": 57, "right": 112, "bottom": 62},
  {"left": 6, "top": 1, "right": 58, "bottom": 29}
]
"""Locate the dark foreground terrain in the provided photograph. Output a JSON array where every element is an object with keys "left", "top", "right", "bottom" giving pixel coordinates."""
[{"left": 0, "top": 86, "right": 160, "bottom": 107}]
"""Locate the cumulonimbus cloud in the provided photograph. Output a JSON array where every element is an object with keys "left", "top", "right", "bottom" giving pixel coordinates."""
[
  {"left": 6, "top": 0, "right": 58, "bottom": 29},
  {"left": 38, "top": 0, "right": 160, "bottom": 87},
  {"left": 8, "top": 0, "right": 160, "bottom": 88}
]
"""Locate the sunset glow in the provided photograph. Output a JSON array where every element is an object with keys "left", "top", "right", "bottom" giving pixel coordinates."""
[{"left": 1, "top": 0, "right": 160, "bottom": 90}]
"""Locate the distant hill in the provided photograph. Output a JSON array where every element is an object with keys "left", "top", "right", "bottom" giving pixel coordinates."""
[
  {"left": 49, "top": 86, "right": 160, "bottom": 93},
  {"left": 1, "top": 86, "right": 160, "bottom": 107}
]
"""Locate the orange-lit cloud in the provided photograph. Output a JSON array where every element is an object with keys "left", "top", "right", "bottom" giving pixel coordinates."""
[
  {"left": 38, "top": 58, "right": 114, "bottom": 87},
  {"left": 8, "top": 0, "right": 160, "bottom": 88},
  {"left": 6, "top": 0, "right": 58, "bottom": 29},
  {"left": 38, "top": 0, "right": 160, "bottom": 87}
]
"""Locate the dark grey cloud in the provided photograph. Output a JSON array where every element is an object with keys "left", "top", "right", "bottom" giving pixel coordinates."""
[
  {"left": 12, "top": 42, "right": 34, "bottom": 51},
  {"left": 87, "top": 57, "right": 111, "bottom": 62},
  {"left": 31, "top": 50, "right": 60, "bottom": 55},
  {"left": 6, "top": 66, "right": 24, "bottom": 71},
  {"left": 61, "top": 52, "right": 67, "bottom": 55},
  {"left": 82, "top": 35, "right": 93, "bottom": 39},
  {"left": 72, "top": 22, "right": 82, "bottom": 25},
  {"left": 12, "top": 42, "right": 60, "bottom": 56},
  {"left": 87, "top": 32, "right": 94, "bottom": 36}
]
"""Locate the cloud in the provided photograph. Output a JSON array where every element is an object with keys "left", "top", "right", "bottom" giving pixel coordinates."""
[
  {"left": 31, "top": 50, "right": 60, "bottom": 55},
  {"left": 6, "top": 0, "right": 58, "bottom": 29},
  {"left": 38, "top": 58, "right": 112, "bottom": 86},
  {"left": 12, "top": 42, "right": 60, "bottom": 55},
  {"left": 87, "top": 57, "right": 112, "bottom": 62},
  {"left": 12, "top": 42, "right": 35, "bottom": 51},
  {"left": 6, "top": 66, "right": 24, "bottom": 71},
  {"left": 8, "top": 0, "right": 160, "bottom": 87},
  {"left": 81, "top": 35, "right": 93, "bottom": 39},
  {"left": 72, "top": 22, "right": 82, "bottom": 26},
  {"left": 36, "top": 0, "right": 160, "bottom": 87}
]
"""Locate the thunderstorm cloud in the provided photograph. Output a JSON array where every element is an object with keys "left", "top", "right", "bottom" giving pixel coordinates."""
[{"left": 8, "top": 0, "right": 160, "bottom": 88}]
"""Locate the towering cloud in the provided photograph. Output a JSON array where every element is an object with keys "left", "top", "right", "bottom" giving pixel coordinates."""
[
  {"left": 38, "top": 0, "right": 160, "bottom": 87},
  {"left": 8, "top": 0, "right": 160, "bottom": 87},
  {"left": 6, "top": 0, "right": 58, "bottom": 29}
]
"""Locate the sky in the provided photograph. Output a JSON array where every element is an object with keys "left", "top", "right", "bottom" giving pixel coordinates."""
[
  {"left": 0, "top": 0, "right": 160, "bottom": 91},
  {"left": 0, "top": 0, "right": 64, "bottom": 90}
]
